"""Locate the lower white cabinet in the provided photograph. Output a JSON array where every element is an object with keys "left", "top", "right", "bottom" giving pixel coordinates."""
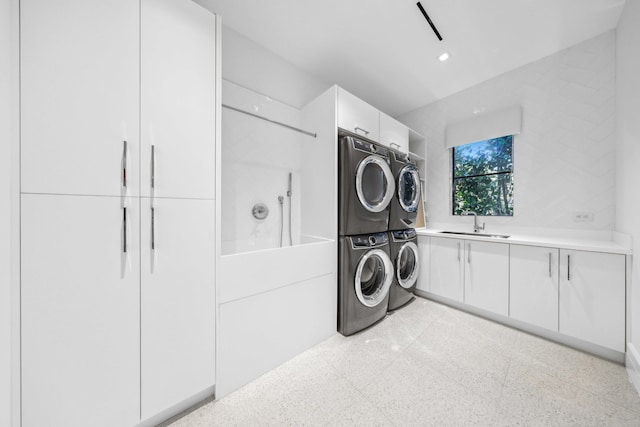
[
  {"left": 429, "top": 237, "right": 464, "bottom": 302},
  {"left": 559, "top": 249, "right": 625, "bottom": 352},
  {"left": 416, "top": 235, "right": 430, "bottom": 292},
  {"left": 464, "top": 240, "right": 509, "bottom": 316},
  {"left": 141, "top": 197, "right": 215, "bottom": 418},
  {"left": 21, "top": 194, "right": 140, "bottom": 427},
  {"left": 510, "top": 245, "right": 559, "bottom": 331}
]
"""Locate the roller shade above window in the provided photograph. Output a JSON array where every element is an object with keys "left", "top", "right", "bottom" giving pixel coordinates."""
[{"left": 445, "top": 106, "right": 522, "bottom": 148}]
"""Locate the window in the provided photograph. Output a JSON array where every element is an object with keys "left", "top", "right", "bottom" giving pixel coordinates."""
[{"left": 452, "top": 135, "right": 513, "bottom": 216}]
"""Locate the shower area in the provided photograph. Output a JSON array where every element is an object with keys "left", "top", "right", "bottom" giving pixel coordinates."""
[{"left": 217, "top": 81, "right": 337, "bottom": 397}]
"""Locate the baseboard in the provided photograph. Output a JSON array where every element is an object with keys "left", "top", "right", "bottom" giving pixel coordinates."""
[
  {"left": 415, "top": 290, "right": 625, "bottom": 363},
  {"left": 626, "top": 343, "right": 640, "bottom": 395}
]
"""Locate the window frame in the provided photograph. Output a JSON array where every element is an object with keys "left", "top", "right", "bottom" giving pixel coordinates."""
[{"left": 450, "top": 135, "right": 515, "bottom": 217}]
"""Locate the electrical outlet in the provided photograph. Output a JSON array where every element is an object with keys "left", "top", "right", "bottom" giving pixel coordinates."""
[{"left": 572, "top": 212, "right": 594, "bottom": 222}]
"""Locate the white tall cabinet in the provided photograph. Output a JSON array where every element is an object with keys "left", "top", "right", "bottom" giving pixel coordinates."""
[{"left": 20, "top": 1, "right": 218, "bottom": 425}]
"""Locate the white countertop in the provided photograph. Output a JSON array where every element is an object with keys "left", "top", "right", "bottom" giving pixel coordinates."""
[{"left": 417, "top": 228, "right": 632, "bottom": 255}]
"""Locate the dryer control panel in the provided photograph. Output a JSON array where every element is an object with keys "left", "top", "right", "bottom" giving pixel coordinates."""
[{"left": 350, "top": 232, "right": 389, "bottom": 249}]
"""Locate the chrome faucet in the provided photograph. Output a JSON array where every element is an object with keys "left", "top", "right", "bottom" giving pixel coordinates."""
[{"left": 463, "top": 211, "right": 485, "bottom": 233}]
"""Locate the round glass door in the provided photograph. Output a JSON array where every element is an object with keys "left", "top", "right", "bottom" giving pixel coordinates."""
[
  {"left": 396, "top": 242, "right": 419, "bottom": 289},
  {"left": 355, "top": 249, "right": 393, "bottom": 307},
  {"left": 398, "top": 165, "right": 421, "bottom": 213},
  {"left": 355, "top": 155, "right": 395, "bottom": 213}
]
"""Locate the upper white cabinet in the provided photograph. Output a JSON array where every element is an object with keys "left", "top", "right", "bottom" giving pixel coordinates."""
[
  {"left": 464, "top": 240, "right": 509, "bottom": 316},
  {"left": 510, "top": 245, "right": 559, "bottom": 331},
  {"left": 337, "top": 87, "right": 379, "bottom": 141},
  {"left": 559, "top": 249, "right": 625, "bottom": 352},
  {"left": 140, "top": 0, "right": 216, "bottom": 200},
  {"left": 21, "top": 0, "right": 140, "bottom": 197},
  {"left": 21, "top": 194, "right": 140, "bottom": 427},
  {"left": 379, "top": 112, "right": 409, "bottom": 152},
  {"left": 429, "top": 236, "right": 464, "bottom": 302}
]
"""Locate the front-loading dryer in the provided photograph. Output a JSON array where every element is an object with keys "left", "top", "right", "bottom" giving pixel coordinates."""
[
  {"left": 338, "top": 231, "right": 394, "bottom": 336},
  {"left": 388, "top": 150, "right": 421, "bottom": 231},
  {"left": 388, "top": 229, "right": 419, "bottom": 311},
  {"left": 339, "top": 134, "right": 395, "bottom": 235}
]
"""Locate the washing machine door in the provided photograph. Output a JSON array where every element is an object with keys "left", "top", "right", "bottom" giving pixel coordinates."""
[
  {"left": 398, "top": 164, "right": 421, "bottom": 213},
  {"left": 355, "top": 155, "right": 395, "bottom": 213},
  {"left": 396, "top": 241, "right": 419, "bottom": 289},
  {"left": 354, "top": 249, "right": 393, "bottom": 307}
]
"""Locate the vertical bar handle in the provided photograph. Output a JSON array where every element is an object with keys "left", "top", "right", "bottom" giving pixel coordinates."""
[
  {"left": 151, "top": 145, "right": 155, "bottom": 191},
  {"left": 122, "top": 140, "right": 128, "bottom": 189},
  {"left": 567, "top": 254, "right": 571, "bottom": 281},
  {"left": 122, "top": 207, "right": 127, "bottom": 254},
  {"left": 457, "top": 242, "right": 461, "bottom": 261},
  {"left": 467, "top": 243, "right": 471, "bottom": 264},
  {"left": 151, "top": 207, "right": 155, "bottom": 251},
  {"left": 548, "top": 253, "right": 552, "bottom": 278}
]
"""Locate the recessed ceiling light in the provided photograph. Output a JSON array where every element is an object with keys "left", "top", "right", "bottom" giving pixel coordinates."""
[{"left": 438, "top": 52, "right": 450, "bottom": 62}]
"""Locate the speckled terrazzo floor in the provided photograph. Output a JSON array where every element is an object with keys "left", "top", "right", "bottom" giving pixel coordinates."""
[{"left": 166, "top": 297, "right": 640, "bottom": 426}]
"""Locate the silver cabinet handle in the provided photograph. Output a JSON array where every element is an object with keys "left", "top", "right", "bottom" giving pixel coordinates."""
[
  {"left": 457, "top": 242, "right": 461, "bottom": 261},
  {"left": 548, "top": 253, "right": 552, "bottom": 278},
  {"left": 122, "top": 140, "right": 128, "bottom": 189},
  {"left": 390, "top": 142, "right": 401, "bottom": 149},
  {"left": 467, "top": 243, "right": 471, "bottom": 263},
  {"left": 354, "top": 126, "right": 369, "bottom": 136},
  {"left": 567, "top": 254, "right": 571, "bottom": 281},
  {"left": 151, "top": 144, "right": 155, "bottom": 191},
  {"left": 151, "top": 207, "right": 155, "bottom": 251},
  {"left": 122, "top": 207, "right": 127, "bottom": 254}
]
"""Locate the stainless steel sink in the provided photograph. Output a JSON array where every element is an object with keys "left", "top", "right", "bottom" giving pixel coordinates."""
[{"left": 438, "top": 231, "right": 510, "bottom": 239}]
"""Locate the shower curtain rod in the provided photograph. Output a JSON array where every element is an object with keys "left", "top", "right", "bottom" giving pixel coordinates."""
[{"left": 222, "top": 104, "right": 317, "bottom": 138}]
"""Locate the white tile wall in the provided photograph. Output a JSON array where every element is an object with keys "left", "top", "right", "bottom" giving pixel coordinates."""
[
  {"left": 399, "top": 31, "right": 616, "bottom": 232},
  {"left": 221, "top": 80, "right": 303, "bottom": 254}
]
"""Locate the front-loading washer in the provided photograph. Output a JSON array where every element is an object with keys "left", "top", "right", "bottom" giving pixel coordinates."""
[
  {"left": 388, "top": 150, "right": 421, "bottom": 231},
  {"left": 388, "top": 229, "right": 419, "bottom": 311},
  {"left": 339, "top": 134, "right": 395, "bottom": 236},
  {"left": 338, "top": 231, "right": 394, "bottom": 336}
]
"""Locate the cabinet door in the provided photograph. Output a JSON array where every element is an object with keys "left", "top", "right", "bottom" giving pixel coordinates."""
[
  {"left": 141, "top": 197, "right": 215, "bottom": 418},
  {"left": 140, "top": 0, "right": 216, "bottom": 200},
  {"left": 337, "top": 88, "right": 379, "bottom": 141},
  {"left": 21, "top": 0, "right": 139, "bottom": 197},
  {"left": 510, "top": 245, "right": 559, "bottom": 331},
  {"left": 379, "top": 112, "right": 409, "bottom": 152},
  {"left": 21, "top": 194, "right": 140, "bottom": 427},
  {"left": 464, "top": 240, "right": 509, "bottom": 316},
  {"left": 429, "top": 237, "right": 464, "bottom": 302},
  {"left": 559, "top": 250, "right": 625, "bottom": 352},
  {"left": 416, "top": 235, "right": 430, "bottom": 292}
]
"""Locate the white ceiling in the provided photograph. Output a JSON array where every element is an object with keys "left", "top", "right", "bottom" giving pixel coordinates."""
[{"left": 197, "top": 0, "right": 625, "bottom": 116}]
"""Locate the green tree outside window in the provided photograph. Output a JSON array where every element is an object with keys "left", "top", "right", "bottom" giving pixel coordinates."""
[{"left": 452, "top": 136, "right": 513, "bottom": 216}]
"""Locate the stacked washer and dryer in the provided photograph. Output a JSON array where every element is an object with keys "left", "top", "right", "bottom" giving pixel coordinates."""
[{"left": 338, "top": 132, "right": 422, "bottom": 336}]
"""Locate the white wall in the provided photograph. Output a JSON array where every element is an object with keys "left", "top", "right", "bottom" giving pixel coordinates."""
[
  {"left": 1, "top": 0, "right": 13, "bottom": 423},
  {"left": 220, "top": 80, "right": 304, "bottom": 254},
  {"left": 220, "top": 25, "right": 328, "bottom": 109},
  {"left": 615, "top": 0, "right": 640, "bottom": 381},
  {"left": 399, "top": 32, "right": 616, "bottom": 234}
]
